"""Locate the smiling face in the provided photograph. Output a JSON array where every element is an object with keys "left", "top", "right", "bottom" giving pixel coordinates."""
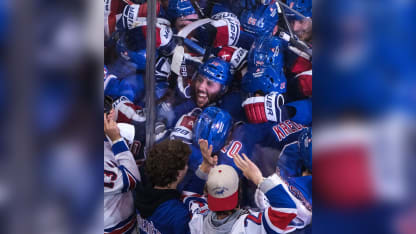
[{"left": 193, "top": 74, "right": 222, "bottom": 108}]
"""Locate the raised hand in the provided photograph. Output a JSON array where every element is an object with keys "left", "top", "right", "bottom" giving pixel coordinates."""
[
  {"left": 198, "top": 139, "right": 218, "bottom": 173},
  {"left": 104, "top": 113, "right": 121, "bottom": 142},
  {"left": 232, "top": 153, "right": 263, "bottom": 186}
]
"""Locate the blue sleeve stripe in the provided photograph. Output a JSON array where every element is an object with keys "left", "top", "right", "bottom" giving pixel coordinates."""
[
  {"left": 112, "top": 140, "right": 129, "bottom": 155},
  {"left": 266, "top": 184, "right": 296, "bottom": 208},
  {"left": 124, "top": 167, "right": 139, "bottom": 184},
  {"left": 119, "top": 165, "right": 129, "bottom": 193}
]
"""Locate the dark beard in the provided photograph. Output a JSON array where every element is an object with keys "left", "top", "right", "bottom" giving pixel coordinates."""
[{"left": 190, "top": 81, "right": 221, "bottom": 107}]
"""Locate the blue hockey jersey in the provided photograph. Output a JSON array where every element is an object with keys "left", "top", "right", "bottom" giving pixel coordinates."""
[{"left": 218, "top": 120, "right": 305, "bottom": 177}]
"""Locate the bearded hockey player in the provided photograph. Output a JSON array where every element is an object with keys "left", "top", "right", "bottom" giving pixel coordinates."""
[{"left": 156, "top": 57, "right": 233, "bottom": 131}]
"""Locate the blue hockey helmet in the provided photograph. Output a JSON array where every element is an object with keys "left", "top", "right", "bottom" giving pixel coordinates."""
[
  {"left": 116, "top": 33, "right": 147, "bottom": 70},
  {"left": 248, "top": 35, "right": 284, "bottom": 70},
  {"left": 193, "top": 107, "right": 232, "bottom": 153},
  {"left": 197, "top": 57, "right": 232, "bottom": 86},
  {"left": 298, "top": 127, "right": 312, "bottom": 172},
  {"left": 239, "top": 3, "right": 279, "bottom": 37},
  {"left": 242, "top": 66, "right": 286, "bottom": 94},
  {"left": 167, "top": 0, "right": 197, "bottom": 21},
  {"left": 286, "top": 0, "right": 312, "bottom": 19}
]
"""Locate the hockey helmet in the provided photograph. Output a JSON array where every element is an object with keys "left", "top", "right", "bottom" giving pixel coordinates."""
[
  {"left": 241, "top": 66, "right": 286, "bottom": 94},
  {"left": 197, "top": 57, "right": 232, "bottom": 87},
  {"left": 248, "top": 35, "right": 284, "bottom": 70},
  {"left": 167, "top": 0, "right": 197, "bottom": 21},
  {"left": 286, "top": 0, "right": 312, "bottom": 19},
  {"left": 193, "top": 107, "right": 232, "bottom": 153},
  {"left": 239, "top": 3, "right": 279, "bottom": 37}
]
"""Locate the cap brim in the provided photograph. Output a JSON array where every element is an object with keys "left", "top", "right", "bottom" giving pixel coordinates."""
[{"left": 207, "top": 190, "right": 238, "bottom": 211}]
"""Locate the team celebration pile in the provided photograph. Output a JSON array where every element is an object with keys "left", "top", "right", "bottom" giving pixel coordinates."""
[{"left": 104, "top": 0, "right": 312, "bottom": 233}]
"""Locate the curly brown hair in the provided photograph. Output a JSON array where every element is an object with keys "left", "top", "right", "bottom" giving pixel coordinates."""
[{"left": 145, "top": 139, "right": 191, "bottom": 187}]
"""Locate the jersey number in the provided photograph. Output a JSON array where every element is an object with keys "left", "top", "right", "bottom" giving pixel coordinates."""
[
  {"left": 104, "top": 170, "right": 117, "bottom": 188},
  {"left": 226, "top": 141, "right": 242, "bottom": 158}
]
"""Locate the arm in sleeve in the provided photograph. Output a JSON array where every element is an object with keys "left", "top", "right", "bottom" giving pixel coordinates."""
[
  {"left": 181, "top": 168, "right": 210, "bottom": 221},
  {"left": 254, "top": 175, "right": 298, "bottom": 233},
  {"left": 104, "top": 139, "right": 140, "bottom": 195}
]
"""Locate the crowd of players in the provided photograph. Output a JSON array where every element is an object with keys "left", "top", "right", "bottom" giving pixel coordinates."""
[{"left": 104, "top": 0, "right": 312, "bottom": 233}]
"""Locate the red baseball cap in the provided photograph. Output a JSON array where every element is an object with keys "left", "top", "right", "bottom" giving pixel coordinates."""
[{"left": 206, "top": 165, "right": 239, "bottom": 211}]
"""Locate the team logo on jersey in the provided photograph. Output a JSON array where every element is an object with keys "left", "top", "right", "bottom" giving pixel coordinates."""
[
  {"left": 248, "top": 17, "right": 257, "bottom": 26},
  {"left": 285, "top": 181, "right": 312, "bottom": 211}
]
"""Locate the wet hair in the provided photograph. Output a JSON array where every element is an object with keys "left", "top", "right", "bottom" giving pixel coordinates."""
[{"left": 145, "top": 139, "right": 191, "bottom": 187}]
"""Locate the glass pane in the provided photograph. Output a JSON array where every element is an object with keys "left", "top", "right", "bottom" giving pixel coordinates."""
[{"left": 104, "top": 0, "right": 312, "bottom": 232}]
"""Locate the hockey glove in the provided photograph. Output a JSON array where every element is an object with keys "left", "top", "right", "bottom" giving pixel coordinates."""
[
  {"left": 241, "top": 92, "right": 285, "bottom": 124},
  {"left": 112, "top": 96, "right": 146, "bottom": 123},
  {"left": 217, "top": 46, "right": 248, "bottom": 75},
  {"left": 170, "top": 108, "right": 202, "bottom": 144}
]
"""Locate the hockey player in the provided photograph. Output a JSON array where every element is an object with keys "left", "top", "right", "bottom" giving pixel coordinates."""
[
  {"left": 286, "top": 0, "right": 312, "bottom": 42},
  {"left": 104, "top": 103, "right": 141, "bottom": 234},
  {"left": 192, "top": 107, "right": 304, "bottom": 176},
  {"left": 277, "top": 127, "right": 312, "bottom": 179},
  {"left": 284, "top": 0, "right": 312, "bottom": 98},
  {"left": 190, "top": 106, "right": 307, "bottom": 208},
  {"left": 157, "top": 57, "right": 233, "bottom": 130}
]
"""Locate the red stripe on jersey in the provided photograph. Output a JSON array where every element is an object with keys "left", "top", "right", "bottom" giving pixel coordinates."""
[
  {"left": 127, "top": 173, "right": 136, "bottom": 190},
  {"left": 106, "top": 216, "right": 136, "bottom": 234},
  {"left": 246, "top": 213, "right": 262, "bottom": 225},
  {"left": 267, "top": 207, "right": 297, "bottom": 230}
]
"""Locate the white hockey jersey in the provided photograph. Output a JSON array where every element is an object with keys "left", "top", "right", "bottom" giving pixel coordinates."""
[{"left": 104, "top": 139, "right": 140, "bottom": 234}]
